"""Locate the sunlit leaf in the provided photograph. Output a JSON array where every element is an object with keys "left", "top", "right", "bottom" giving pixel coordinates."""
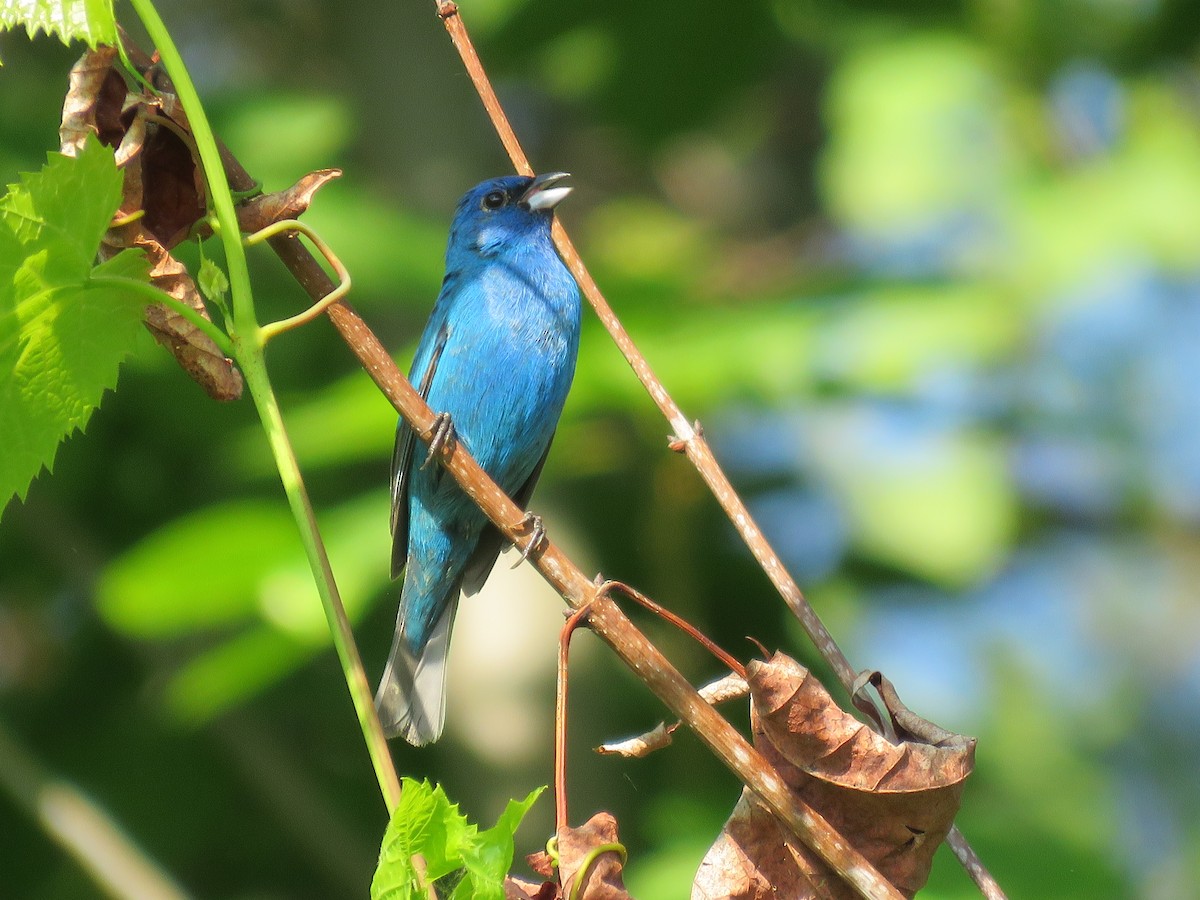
[
  {"left": 165, "top": 627, "right": 309, "bottom": 724},
  {"left": 821, "top": 35, "right": 1007, "bottom": 231},
  {"left": 0, "top": 0, "right": 117, "bottom": 52},
  {"left": 0, "top": 138, "right": 151, "bottom": 511},
  {"left": 371, "top": 778, "right": 542, "bottom": 900},
  {"left": 810, "top": 407, "right": 1016, "bottom": 586}
]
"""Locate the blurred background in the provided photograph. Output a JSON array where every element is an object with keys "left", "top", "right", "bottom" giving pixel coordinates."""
[{"left": 3, "top": 0, "right": 1200, "bottom": 896}]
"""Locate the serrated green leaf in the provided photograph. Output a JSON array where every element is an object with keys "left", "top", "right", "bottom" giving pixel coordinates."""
[
  {"left": 0, "top": 138, "right": 153, "bottom": 513},
  {"left": 0, "top": 0, "right": 117, "bottom": 51},
  {"left": 372, "top": 780, "right": 544, "bottom": 900},
  {"left": 455, "top": 787, "right": 544, "bottom": 900},
  {"left": 372, "top": 778, "right": 475, "bottom": 900}
]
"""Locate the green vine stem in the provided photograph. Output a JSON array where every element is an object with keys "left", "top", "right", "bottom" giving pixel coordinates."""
[
  {"left": 90, "top": 274, "right": 235, "bottom": 357},
  {"left": 244, "top": 219, "right": 351, "bottom": 343},
  {"left": 125, "top": 0, "right": 401, "bottom": 813}
]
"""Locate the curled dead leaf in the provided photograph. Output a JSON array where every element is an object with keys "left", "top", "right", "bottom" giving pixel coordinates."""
[
  {"left": 694, "top": 653, "right": 974, "bottom": 899},
  {"left": 61, "top": 47, "right": 241, "bottom": 400},
  {"left": 598, "top": 672, "right": 747, "bottom": 759},
  {"left": 504, "top": 876, "right": 558, "bottom": 900},
  {"left": 140, "top": 247, "right": 243, "bottom": 401},
  {"left": 527, "top": 813, "right": 631, "bottom": 900},
  {"left": 596, "top": 721, "right": 678, "bottom": 758},
  {"left": 236, "top": 169, "right": 343, "bottom": 234}
]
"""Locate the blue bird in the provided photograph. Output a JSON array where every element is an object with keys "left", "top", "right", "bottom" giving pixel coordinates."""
[{"left": 376, "top": 173, "right": 581, "bottom": 745}]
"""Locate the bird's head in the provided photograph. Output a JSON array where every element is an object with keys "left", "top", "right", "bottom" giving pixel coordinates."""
[{"left": 451, "top": 173, "right": 572, "bottom": 258}]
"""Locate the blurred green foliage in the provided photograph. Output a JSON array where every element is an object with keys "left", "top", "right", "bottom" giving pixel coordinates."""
[{"left": 3, "top": 0, "right": 1200, "bottom": 897}]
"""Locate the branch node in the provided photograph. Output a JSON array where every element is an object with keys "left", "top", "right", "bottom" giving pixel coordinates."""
[{"left": 435, "top": 0, "right": 458, "bottom": 19}]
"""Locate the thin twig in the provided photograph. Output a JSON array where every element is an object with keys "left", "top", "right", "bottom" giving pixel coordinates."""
[
  {"left": 432, "top": 4, "right": 1004, "bottom": 898},
  {"left": 556, "top": 603, "right": 595, "bottom": 835},
  {"left": 596, "top": 579, "right": 745, "bottom": 678}
]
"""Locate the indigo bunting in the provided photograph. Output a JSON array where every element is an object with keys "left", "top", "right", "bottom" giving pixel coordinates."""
[{"left": 375, "top": 173, "right": 580, "bottom": 745}]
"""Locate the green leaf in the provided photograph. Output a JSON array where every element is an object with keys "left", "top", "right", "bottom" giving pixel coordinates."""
[
  {"left": 455, "top": 787, "right": 544, "bottom": 900},
  {"left": 164, "top": 627, "right": 310, "bottom": 725},
  {"left": 0, "top": 138, "right": 151, "bottom": 513},
  {"left": 372, "top": 778, "right": 473, "bottom": 900},
  {"left": 372, "top": 780, "right": 543, "bottom": 900},
  {"left": 96, "top": 491, "right": 392, "bottom": 723},
  {"left": 0, "top": 0, "right": 118, "bottom": 50}
]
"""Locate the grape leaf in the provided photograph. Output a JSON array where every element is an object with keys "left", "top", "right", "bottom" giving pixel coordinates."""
[
  {"left": 372, "top": 779, "right": 543, "bottom": 900},
  {"left": 0, "top": 138, "right": 152, "bottom": 512},
  {"left": 0, "top": 0, "right": 117, "bottom": 52},
  {"left": 453, "top": 787, "right": 544, "bottom": 900},
  {"left": 372, "top": 778, "right": 473, "bottom": 899}
]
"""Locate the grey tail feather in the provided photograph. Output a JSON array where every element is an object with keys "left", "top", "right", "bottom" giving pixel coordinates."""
[{"left": 374, "top": 601, "right": 458, "bottom": 746}]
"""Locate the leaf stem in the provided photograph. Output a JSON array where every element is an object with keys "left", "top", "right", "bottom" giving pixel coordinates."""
[
  {"left": 125, "top": 0, "right": 400, "bottom": 813},
  {"left": 90, "top": 274, "right": 235, "bottom": 357}
]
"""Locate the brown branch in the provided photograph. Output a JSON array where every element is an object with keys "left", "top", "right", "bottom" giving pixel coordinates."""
[
  {"left": 211, "top": 158, "right": 902, "bottom": 900},
  {"left": 431, "top": 5, "right": 1005, "bottom": 899},
  {"left": 160, "top": 15, "right": 992, "bottom": 897},
  {"left": 335, "top": 302, "right": 907, "bottom": 900}
]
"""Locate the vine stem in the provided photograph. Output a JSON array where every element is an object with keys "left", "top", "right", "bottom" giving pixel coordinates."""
[
  {"left": 434, "top": 2, "right": 1004, "bottom": 897},
  {"left": 126, "top": 0, "right": 401, "bottom": 814},
  {"left": 90, "top": 274, "right": 235, "bottom": 357}
]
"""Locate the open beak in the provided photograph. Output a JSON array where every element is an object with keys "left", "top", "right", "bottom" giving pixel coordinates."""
[{"left": 521, "top": 172, "right": 572, "bottom": 211}]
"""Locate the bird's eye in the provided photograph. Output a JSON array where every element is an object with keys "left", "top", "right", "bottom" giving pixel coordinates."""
[{"left": 482, "top": 190, "right": 506, "bottom": 210}]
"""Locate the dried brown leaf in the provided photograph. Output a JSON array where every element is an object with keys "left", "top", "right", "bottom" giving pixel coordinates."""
[
  {"left": 236, "top": 169, "right": 343, "bottom": 234},
  {"left": 527, "top": 813, "right": 631, "bottom": 900},
  {"left": 694, "top": 653, "right": 974, "bottom": 899},
  {"left": 60, "top": 46, "right": 129, "bottom": 157},
  {"left": 504, "top": 876, "right": 558, "bottom": 899},
  {"left": 598, "top": 672, "right": 747, "bottom": 758},
  {"left": 60, "top": 47, "right": 242, "bottom": 401},
  {"left": 596, "top": 721, "right": 677, "bottom": 758},
  {"left": 138, "top": 118, "right": 205, "bottom": 248},
  {"left": 694, "top": 789, "right": 822, "bottom": 900},
  {"left": 140, "top": 247, "right": 243, "bottom": 401}
]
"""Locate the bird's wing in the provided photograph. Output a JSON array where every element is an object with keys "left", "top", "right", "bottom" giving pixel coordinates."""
[
  {"left": 460, "top": 433, "right": 554, "bottom": 595},
  {"left": 390, "top": 309, "right": 451, "bottom": 580}
]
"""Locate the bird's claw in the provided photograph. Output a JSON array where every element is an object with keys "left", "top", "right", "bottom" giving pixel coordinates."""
[
  {"left": 511, "top": 512, "right": 546, "bottom": 567},
  {"left": 421, "top": 412, "right": 455, "bottom": 470}
]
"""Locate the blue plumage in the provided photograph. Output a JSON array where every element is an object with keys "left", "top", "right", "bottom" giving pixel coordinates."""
[{"left": 375, "top": 173, "right": 581, "bottom": 745}]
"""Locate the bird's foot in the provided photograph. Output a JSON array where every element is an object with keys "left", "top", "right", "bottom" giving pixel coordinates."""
[
  {"left": 512, "top": 512, "right": 546, "bottom": 567},
  {"left": 420, "top": 412, "right": 455, "bottom": 470}
]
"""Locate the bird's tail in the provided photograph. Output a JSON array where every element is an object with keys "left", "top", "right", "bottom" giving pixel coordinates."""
[{"left": 375, "top": 600, "right": 458, "bottom": 746}]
